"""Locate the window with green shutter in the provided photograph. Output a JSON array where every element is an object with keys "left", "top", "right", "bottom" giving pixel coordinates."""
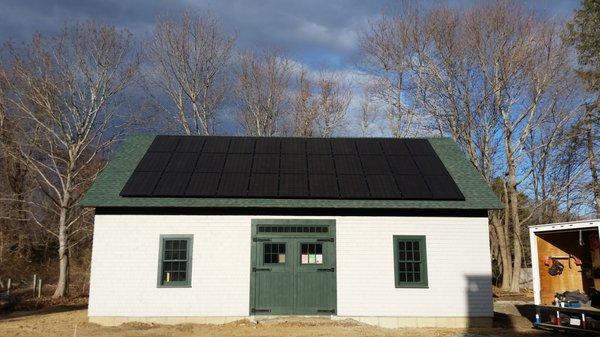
[
  {"left": 393, "top": 235, "right": 428, "bottom": 288},
  {"left": 158, "top": 235, "right": 193, "bottom": 287}
]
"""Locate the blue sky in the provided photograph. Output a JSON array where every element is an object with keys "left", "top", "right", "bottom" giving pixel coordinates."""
[{"left": 0, "top": 0, "right": 581, "bottom": 72}]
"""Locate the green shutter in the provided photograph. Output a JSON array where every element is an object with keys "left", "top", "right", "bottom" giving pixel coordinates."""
[
  {"left": 393, "top": 235, "right": 428, "bottom": 288},
  {"left": 157, "top": 234, "right": 193, "bottom": 288}
]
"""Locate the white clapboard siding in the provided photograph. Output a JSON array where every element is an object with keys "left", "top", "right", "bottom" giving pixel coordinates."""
[{"left": 88, "top": 215, "right": 491, "bottom": 318}]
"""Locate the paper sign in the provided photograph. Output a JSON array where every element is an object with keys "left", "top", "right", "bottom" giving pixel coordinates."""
[
  {"left": 278, "top": 254, "right": 286, "bottom": 263},
  {"left": 301, "top": 254, "right": 308, "bottom": 264},
  {"left": 316, "top": 254, "right": 323, "bottom": 264},
  {"left": 309, "top": 255, "right": 316, "bottom": 264}
]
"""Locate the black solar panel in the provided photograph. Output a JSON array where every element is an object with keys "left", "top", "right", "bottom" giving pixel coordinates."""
[
  {"left": 309, "top": 174, "right": 339, "bottom": 198},
  {"left": 253, "top": 154, "right": 279, "bottom": 173},
  {"left": 216, "top": 173, "right": 249, "bottom": 196},
  {"left": 203, "top": 138, "right": 230, "bottom": 153},
  {"left": 248, "top": 174, "right": 279, "bottom": 196},
  {"left": 186, "top": 173, "right": 220, "bottom": 196},
  {"left": 280, "top": 155, "right": 306, "bottom": 173},
  {"left": 223, "top": 154, "right": 253, "bottom": 172},
  {"left": 154, "top": 172, "right": 191, "bottom": 196},
  {"left": 119, "top": 136, "right": 464, "bottom": 200},
  {"left": 176, "top": 137, "right": 204, "bottom": 152},
  {"left": 148, "top": 135, "right": 179, "bottom": 152},
  {"left": 279, "top": 174, "right": 308, "bottom": 197},
  {"left": 255, "top": 138, "right": 280, "bottom": 153},
  {"left": 360, "top": 156, "right": 391, "bottom": 174},
  {"left": 334, "top": 156, "right": 363, "bottom": 174},
  {"left": 136, "top": 152, "right": 172, "bottom": 172},
  {"left": 281, "top": 138, "right": 305, "bottom": 154},
  {"left": 195, "top": 153, "right": 226, "bottom": 172},
  {"left": 165, "top": 152, "right": 199, "bottom": 172}
]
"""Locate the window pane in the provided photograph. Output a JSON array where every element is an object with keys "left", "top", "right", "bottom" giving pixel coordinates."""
[
  {"left": 264, "top": 243, "right": 285, "bottom": 264},
  {"left": 395, "top": 236, "right": 426, "bottom": 286}
]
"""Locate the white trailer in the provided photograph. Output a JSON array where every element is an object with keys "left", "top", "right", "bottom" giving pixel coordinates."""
[{"left": 529, "top": 219, "right": 600, "bottom": 333}]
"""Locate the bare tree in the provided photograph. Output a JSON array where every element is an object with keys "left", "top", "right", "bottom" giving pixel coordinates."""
[
  {"left": 360, "top": 4, "right": 427, "bottom": 137},
  {"left": 362, "top": 1, "right": 580, "bottom": 292},
  {"left": 4, "top": 22, "right": 139, "bottom": 297},
  {"left": 291, "top": 70, "right": 352, "bottom": 137},
  {"left": 148, "top": 12, "right": 235, "bottom": 135},
  {"left": 358, "top": 93, "right": 379, "bottom": 137},
  {"left": 235, "top": 50, "right": 292, "bottom": 136}
]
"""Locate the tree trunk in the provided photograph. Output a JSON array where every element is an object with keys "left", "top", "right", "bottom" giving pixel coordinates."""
[
  {"left": 491, "top": 211, "right": 512, "bottom": 291},
  {"left": 52, "top": 202, "right": 69, "bottom": 298},
  {"left": 585, "top": 104, "right": 600, "bottom": 216},
  {"left": 507, "top": 159, "right": 523, "bottom": 293}
]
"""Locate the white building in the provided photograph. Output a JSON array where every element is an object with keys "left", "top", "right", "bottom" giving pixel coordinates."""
[{"left": 81, "top": 135, "right": 502, "bottom": 328}]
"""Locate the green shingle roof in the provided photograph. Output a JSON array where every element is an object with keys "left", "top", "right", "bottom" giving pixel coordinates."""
[{"left": 79, "top": 135, "right": 503, "bottom": 210}]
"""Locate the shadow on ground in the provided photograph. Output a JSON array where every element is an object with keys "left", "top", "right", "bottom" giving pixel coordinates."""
[{"left": 0, "top": 304, "right": 87, "bottom": 321}]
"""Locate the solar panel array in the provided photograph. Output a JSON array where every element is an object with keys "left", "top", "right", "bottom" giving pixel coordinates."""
[{"left": 120, "top": 136, "right": 465, "bottom": 200}]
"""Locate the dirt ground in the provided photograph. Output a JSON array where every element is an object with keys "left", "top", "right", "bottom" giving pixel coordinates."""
[{"left": 0, "top": 305, "right": 565, "bottom": 337}]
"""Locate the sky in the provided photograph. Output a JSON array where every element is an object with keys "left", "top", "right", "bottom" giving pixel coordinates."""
[
  {"left": 0, "top": 0, "right": 581, "bottom": 72},
  {"left": 0, "top": 0, "right": 583, "bottom": 136}
]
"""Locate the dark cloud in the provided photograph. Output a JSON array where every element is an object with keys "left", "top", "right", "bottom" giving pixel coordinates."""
[{"left": 0, "top": 0, "right": 581, "bottom": 71}]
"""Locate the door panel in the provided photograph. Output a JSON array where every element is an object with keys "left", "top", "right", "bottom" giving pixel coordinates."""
[
  {"left": 251, "top": 223, "right": 336, "bottom": 315},
  {"left": 254, "top": 241, "right": 294, "bottom": 314},
  {"left": 295, "top": 240, "right": 336, "bottom": 314}
]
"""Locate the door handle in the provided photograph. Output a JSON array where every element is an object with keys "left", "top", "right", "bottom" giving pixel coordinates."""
[{"left": 317, "top": 268, "right": 335, "bottom": 272}]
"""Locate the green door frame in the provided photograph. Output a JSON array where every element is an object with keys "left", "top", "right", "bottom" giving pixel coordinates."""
[{"left": 249, "top": 219, "right": 337, "bottom": 315}]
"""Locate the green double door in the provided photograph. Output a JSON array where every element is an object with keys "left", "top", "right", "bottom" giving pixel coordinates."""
[{"left": 250, "top": 221, "right": 337, "bottom": 315}]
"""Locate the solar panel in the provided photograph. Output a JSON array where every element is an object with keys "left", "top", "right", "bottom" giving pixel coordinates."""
[
  {"left": 387, "top": 156, "right": 420, "bottom": 175},
  {"left": 154, "top": 172, "right": 192, "bottom": 196},
  {"left": 280, "top": 155, "right": 306, "bottom": 173},
  {"left": 229, "top": 138, "right": 255, "bottom": 153},
  {"left": 216, "top": 173, "right": 249, "bottom": 196},
  {"left": 176, "top": 137, "right": 204, "bottom": 152},
  {"left": 307, "top": 156, "right": 334, "bottom": 174},
  {"left": 405, "top": 139, "right": 431, "bottom": 155},
  {"left": 279, "top": 174, "right": 308, "bottom": 197},
  {"left": 331, "top": 139, "right": 357, "bottom": 155},
  {"left": 121, "top": 172, "right": 161, "bottom": 196},
  {"left": 413, "top": 156, "right": 447, "bottom": 176},
  {"left": 281, "top": 138, "right": 305, "bottom": 154},
  {"left": 395, "top": 175, "right": 432, "bottom": 199},
  {"left": 356, "top": 139, "right": 383, "bottom": 155},
  {"left": 334, "top": 156, "right": 363, "bottom": 174},
  {"left": 366, "top": 175, "right": 400, "bottom": 198},
  {"left": 424, "top": 175, "right": 463, "bottom": 199},
  {"left": 148, "top": 135, "right": 179, "bottom": 152},
  {"left": 186, "top": 173, "right": 220, "bottom": 196},
  {"left": 136, "top": 152, "right": 172, "bottom": 172},
  {"left": 203, "top": 138, "right": 230, "bottom": 153},
  {"left": 360, "top": 156, "right": 391, "bottom": 174},
  {"left": 252, "top": 154, "right": 279, "bottom": 173},
  {"left": 380, "top": 139, "right": 410, "bottom": 155},
  {"left": 307, "top": 139, "right": 331, "bottom": 154},
  {"left": 195, "top": 153, "right": 226, "bottom": 172},
  {"left": 165, "top": 152, "right": 199, "bottom": 172},
  {"left": 223, "top": 154, "right": 253, "bottom": 172},
  {"left": 248, "top": 174, "right": 278, "bottom": 196},
  {"left": 255, "top": 138, "right": 280, "bottom": 153},
  {"left": 338, "top": 175, "right": 369, "bottom": 198},
  {"left": 121, "top": 136, "right": 464, "bottom": 201},
  {"left": 309, "top": 174, "right": 339, "bottom": 198}
]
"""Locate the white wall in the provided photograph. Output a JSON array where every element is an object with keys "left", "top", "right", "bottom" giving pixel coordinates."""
[{"left": 88, "top": 214, "right": 491, "bottom": 318}]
